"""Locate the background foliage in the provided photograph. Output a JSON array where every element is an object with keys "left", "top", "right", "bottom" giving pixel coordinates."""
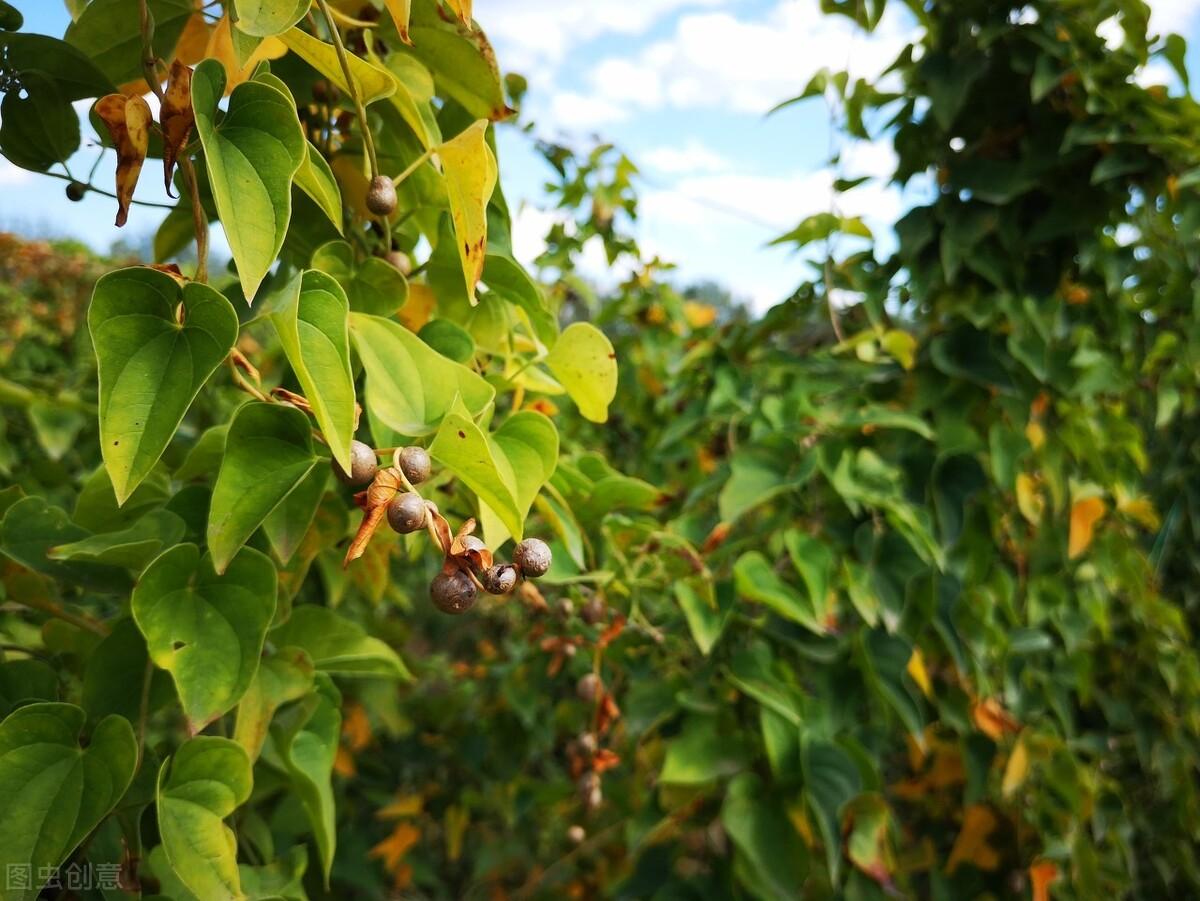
[{"left": 1, "top": 0, "right": 1199, "bottom": 899}]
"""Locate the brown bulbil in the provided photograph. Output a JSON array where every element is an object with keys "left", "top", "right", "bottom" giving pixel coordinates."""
[
  {"left": 481, "top": 563, "right": 518, "bottom": 595},
  {"left": 514, "top": 537, "right": 552, "bottom": 578},
  {"left": 581, "top": 596, "right": 606, "bottom": 625},
  {"left": 431, "top": 569, "right": 477, "bottom": 615},
  {"left": 334, "top": 440, "right": 377, "bottom": 486},
  {"left": 366, "top": 175, "right": 397, "bottom": 216},
  {"left": 387, "top": 492, "right": 427, "bottom": 534},
  {"left": 577, "top": 673, "right": 601, "bottom": 703},
  {"left": 398, "top": 445, "right": 431, "bottom": 484}
]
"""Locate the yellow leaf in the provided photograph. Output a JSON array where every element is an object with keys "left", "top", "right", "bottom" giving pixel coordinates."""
[
  {"left": 444, "top": 804, "right": 469, "bottom": 862},
  {"left": 1001, "top": 735, "right": 1029, "bottom": 797},
  {"left": 1016, "top": 473, "right": 1043, "bottom": 525},
  {"left": 444, "top": 0, "right": 472, "bottom": 24},
  {"left": 1118, "top": 496, "right": 1160, "bottom": 530},
  {"left": 906, "top": 649, "right": 933, "bottom": 699},
  {"left": 205, "top": 14, "right": 286, "bottom": 94},
  {"left": 331, "top": 154, "right": 372, "bottom": 220},
  {"left": 946, "top": 804, "right": 1001, "bottom": 873},
  {"left": 160, "top": 61, "right": 194, "bottom": 195},
  {"left": 683, "top": 301, "right": 717, "bottom": 329},
  {"left": 370, "top": 821, "right": 420, "bottom": 874},
  {"left": 398, "top": 283, "right": 436, "bottom": 331},
  {"left": 1030, "top": 859, "right": 1058, "bottom": 901},
  {"left": 384, "top": 0, "right": 412, "bottom": 43},
  {"left": 175, "top": 11, "right": 211, "bottom": 64},
  {"left": 438, "top": 119, "right": 496, "bottom": 303},
  {"left": 333, "top": 745, "right": 356, "bottom": 777},
  {"left": 377, "top": 793, "right": 424, "bottom": 820},
  {"left": 341, "top": 701, "right": 372, "bottom": 751},
  {"left": 881, "top": 329, "right": 918, "bottom": 370},
  {"left": 281, "top": 27, "right": 397, "bottom": 105},
  {"left": 544, "top": 322, "right": 619, "bottom": 423},
  {"left": 94, "top": 93, "right": 152, "bottom": 227},
  {"left": 1025, "top": 420, "right": 1045, "bottom": 450},
  {"left": 1068, "top": 496, "right": 1106, "bottom": 559}
]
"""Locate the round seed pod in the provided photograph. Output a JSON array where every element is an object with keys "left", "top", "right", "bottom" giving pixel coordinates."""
[
  {"left": 581, "top": 596, "right": 606, "bottom": 625},
  {"left": 480, "top": 563, "right": 518, "bottom": 595},
  {"left": 513, "top": 538, "right": 552, "bottom": 578},
  {"left": 397, "top": 445, "right": 431, "bottom": 484},
  {"left": 66, "top": 181, "right": 87, "bottom": 201},
  {"left": 387, "top": 492, "right": 427, "bottom": 534},
  {"left": 333, "top": 440, "right": 377, "bottom": 486},
  {"left": 576, "top": 731, "right": 598, "bottom": 755},
  {"left": 430, "top": 569, "right": 477, "bottom": 615},
  {"left": 576, "top": 673, "right": 601, "bottom": 703},
  {"left": 556, "top": 598, "right": 575, "bottom": 620},
  {"left": 365, "top": 175, "right": 397, "bottom": 216},
  {"left": 567, "top": 825, "right": 586, "bottom": 844}
]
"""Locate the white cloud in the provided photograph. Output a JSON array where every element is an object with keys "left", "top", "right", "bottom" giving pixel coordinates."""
[
  {"left": 486, "top": 0, "right": 731, "bottom": 76},
  {"left": 544, "top": 91, "right": 630, "bottom": 130},
  {"left": 569, "top": 0, "right": 917, "bottom": 120},
  {"left": 1146, "top": 0, "right": 1200, "bottom": 37},
  {"left": 640, "top": 139, "right": 729, "bottom": 174}
]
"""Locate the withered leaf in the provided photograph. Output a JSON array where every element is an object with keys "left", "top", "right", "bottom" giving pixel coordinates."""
[
  {"left": 94, "top": 93, "right": 152, "bottom": 226},
  {"left": 161, "top": 60, "right": 195, "bottom": 195}
]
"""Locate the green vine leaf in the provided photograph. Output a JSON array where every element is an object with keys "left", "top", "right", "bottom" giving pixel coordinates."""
[
  {"left": 270, "top": 606, "right": 411, "bottom": 680},
  {"left": 269, "top": 271, "right": 357, "bottom": 474},
  {"left": 349, "top": 312, "right": 494, "bottom": 436},
  {"left": 0, "top": 703, "right": 137, "bottom": 901},
  {"left": 430, "top": 398, "right": 558, "bottom": 544},
  {"left": 269, "top": 674, "right": 341, "bottom": 883},
  {"left": 156, "top": 737, "right": 253, "bottom": 901},
  {"left": 0, "top": 496, "right": 131, "bottom": 593},
  {"left": 544, "top": 323, "right": 618, "bottom": 423},
  {"left": 313, "top": 240, "right": 408, "bottom": 316},
  {"left": 207, "top": 402, "right": 319, "bottom": 575},
  {"left": 192, "top": 58, "right": 305, "bottom": 302},
  {"left": 232, "top": 0, "right": 310, "bottom": 37},
  {"left": 233, "top": 647, "right": 315, "bottom": 762},
  {"left": 65, "top": 0, "right": 192, "bottom": 86},
  {"left": 133, "top": 544, "right": 277, "bottom": 733},
  {"left": 280, "top": 26, "right": 397, "bottom": 104},
  {"left": 295, "top": 140, "right": 345, "bottom": 232},
  {"left": 89, "top": 267, "right": 238, "bottom": 505},
  {"left": 48, "top": 508, "right": 186, "bottom": 570}
]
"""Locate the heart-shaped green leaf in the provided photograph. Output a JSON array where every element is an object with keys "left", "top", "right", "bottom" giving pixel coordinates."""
[
  {"left": 349, "top": 312, "right": 494, "bottom": 436},
  {"left": 0, "top": 496, "right": 131, "bottom": 593},
  {"left": 430, "top": 399, "right": 557, "bottom": 543},
  {"left": 49, "top": 508, "right": 185, "bottom": 570},
  {"left": 544, "top": 322, "right": 617, "bottom": 423},
  {"left": 157, "top": 737, "right": 252, "bottom": 901},
  {"left": 65, "top": 0, "right": 192, "bottom": 86},
  {"left": 133, "top": 544, "right": 277, "bottom": 732},
  {"left": 207, "top": 402, "right": 319, "bottom": 575},
  {"left": 400, "top": 0, "right": 509, "bottom": 121},
  {"left": 192, "top": 59, "right": 305, "bottom": 302},
  {"left": 270, "top": 606, "right": 410, "bottom": 679},
  {"left": 312, "top": 240, "right": 408, "bottom": 316},
  {"left": 270, "top": 674, "right": 341, "bottom": 883},
  {"left": 233, "top": 647, "right": 315, "bottom": 762},
  {"left": 0, "top": 703, "right": 137, "bottom": 901},
  {"left": 233, "top": 0, "right": 310, "bottom": 36},
  {"left": 269, "top": 271, "right": 356, "bottom": 473},
  {"left": 89, "top": 267, "right": 239, "bottom": 505},
  {"left": 733, "top": 551, "right": 823, "bottom": 634}
]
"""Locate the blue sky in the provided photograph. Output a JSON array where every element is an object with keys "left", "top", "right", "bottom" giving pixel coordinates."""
[{"left": 4, "top": 0, "right": 1200, "bottom": 309}]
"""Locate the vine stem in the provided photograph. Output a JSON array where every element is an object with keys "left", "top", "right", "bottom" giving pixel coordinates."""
[
  {"left": 314, "top": 0, "right": 380, "bottom": 181},
  {"left": 391, "top": 146, "right": 435, "bottom": 188},
  {"left": 41, "top": 171, "right": 175, "bottom": 209}
]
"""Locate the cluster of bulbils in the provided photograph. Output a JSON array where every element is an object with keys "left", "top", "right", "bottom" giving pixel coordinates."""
[{"left": 334, "top": 439, "right": 552, "bottom": 615}]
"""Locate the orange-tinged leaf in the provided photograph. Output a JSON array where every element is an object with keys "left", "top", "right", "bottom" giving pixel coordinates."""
[
  {"left": 1068, "top": 496, "right": 1106, "bottom": 559},
  {"left": 377, "top": 793, "right": 424, "bottom": 820},
  {"left": 972, "top": 698, "right": 1019, "bottom": 741},
  {"left": 333, "top": 745, "right": 356, "bottom": 777},
  {"left": 906, "top": 649, "right": 933, "bottom": 699},
  {"left": 161, "top": 61, "right": 195, "bottom": 195},
  {"left": 946, "top": 804, "right": 1001, "bottom": 873},
  {"left": 94, "top": 93, "right": 152, "bottom": 227},
  {"left": 845, "top": 794, "right": 895, "bottom": 888},
  {"left": 370, "top": 821, "right": 421, "bottom": 873},
  {"left": 683, "top": 300, "right": 717, "bottom": 329},
  {"left": 342, "top": 701, "right": 372, "bottom": 751},
  {"left": 398, "top": 282, "right": 436, "bottom": 331},
  {"left": 1030, "top": 859, "right": 1058, "bottom": 901},
  {"left": 176, "top": 11, "right": 211, "bottom": 64},
  {"left": 439, "top": 120, "right": 496, "bottom": 303},
  {"left": 444, "top": 0, "right": 472, "bottom": 25},
  {"left": 205, "top": 13, "right": 287, "bottom": 95},
  {"left": 527, "top": 398, "right": 558, "bottom": 416},
  {"left": 384, "top": 0, "right": 412, "bottom": 43}
]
